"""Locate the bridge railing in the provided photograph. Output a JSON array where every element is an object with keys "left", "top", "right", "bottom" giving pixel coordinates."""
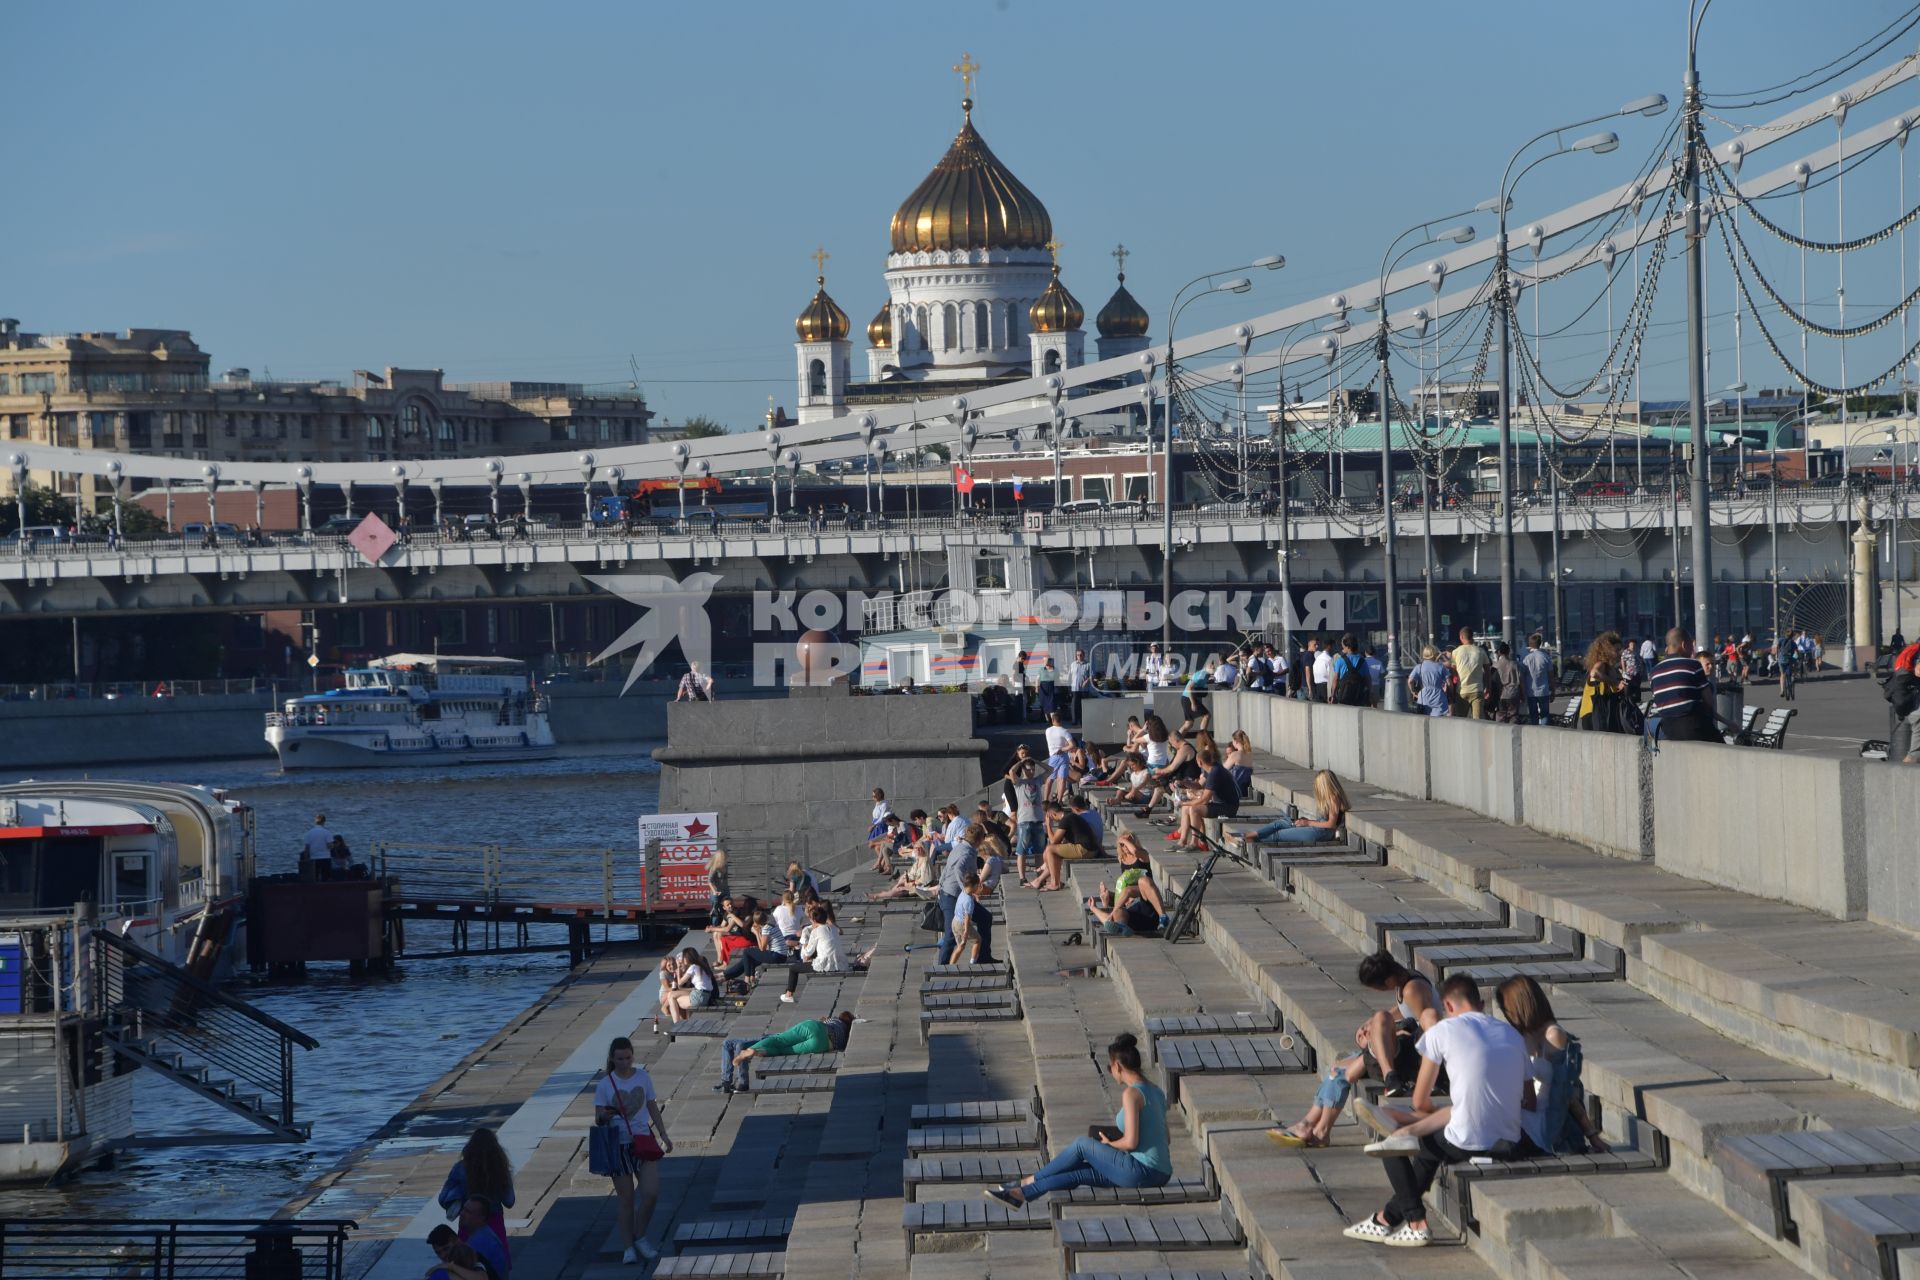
[{"left": 0, "top": 677, "right": 289, "bottom": 701}]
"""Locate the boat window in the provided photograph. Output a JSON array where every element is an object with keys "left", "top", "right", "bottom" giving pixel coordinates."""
[
  {"left": 114, "top": 853, "right": 151, "bottom": 906},
  {"left": 0, "top": 846, "right": 32, "bottom": 910},
  {"left": 38, "top": 837, "right": 102, "bottom": 910}
]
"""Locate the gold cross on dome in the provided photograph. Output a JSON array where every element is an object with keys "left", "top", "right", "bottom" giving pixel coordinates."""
[
  {"left": 954, "top": 52, "right": 980, "bottom": 101},
  {"left": 1045, "top": 238, "right": 1062, "bottom": 267},
  {"left": 1112, "top": 243, "right": 1130, "bottom": 277},
  {"left": 810, "top": 246, "right": 829, "bottom": 280}
]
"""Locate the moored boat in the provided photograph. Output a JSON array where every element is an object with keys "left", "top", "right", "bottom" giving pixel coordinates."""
[{"left": 265, "top": 653, "right": 557, "bottom": 769}]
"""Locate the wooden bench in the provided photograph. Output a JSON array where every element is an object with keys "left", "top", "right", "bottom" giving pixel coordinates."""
[
  {"left": 672, "top": 1218, "right": 793, "bottom": 1247},
  {"left": 922, "top": 973, "right": 1014, "bottom": 993},
  {"left": 1067, "top": 1271, "right": 1255, "bottom": 1280},
  {"left": 923, "top": 962, "right": 1010, "bottom": 978},
  {"left": 653, "top": 1252, "right": 784, "bottom": 1278},
  {"left": 901, "top": 1200, "right": 1044, "bottom": 1255},
  {"left": 1045, "top": 1177, "right": 1219, "bottom": 1220},
  {"left": 739, "top": 1073, "right": 836, "bottom": 1094},
  {"left": 1747, "top": 706, "right": 1797, "bottom": 749},
  {"left": 1723, "top": 703, "right": 1762, "bottom": 744},
  {"left": 1141, "top": 1011, "right": 1281, "bottom": 1065},
  {"left": 664, "top": 1015, "right": 733, "bottom": 1043},
  {"left": 748, "top": 1053, "right": 840, "bottom": 1074},
  {"left": 1056, "top": 1214, "right": 1245, "bottom": 1273},
  {"left": 1715, "top": 1125, "right": 1920, "bottom": 1239},
  {"left": 911, "top": 1099, "right": 1035, "bottom": 1125},
  {"left": 1158, "top": 1035, "right": 1310, "bottom": 1102},
  {"left": 922, "top": 992, "right": 1019, "bottom": 1011},
  {"left": 919, "top": 1005, "right": 1023, "bottom": 1042},
  {"left": 906, "top": 1122, "right": 1041, "bottom": 1154},
  {"left": 902, "top": 1155, "right": 1032, "bottom": 1202}
]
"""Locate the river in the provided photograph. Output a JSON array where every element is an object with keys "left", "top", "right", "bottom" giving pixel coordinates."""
[{"left": 0, "top": 747, "right": 664, "bottom": 1222}]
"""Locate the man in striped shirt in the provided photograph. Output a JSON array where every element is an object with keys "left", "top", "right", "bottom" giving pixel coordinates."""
[{"left": 1648, "top": 629, "right": 1718, "bottom": 742}]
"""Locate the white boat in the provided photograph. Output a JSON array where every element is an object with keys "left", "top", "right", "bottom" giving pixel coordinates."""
[
  {"left": 265, "top": 653, "right": 557, "bottom": 769},
  {"left": 0, "top": 781, "right": 256, "bottom": 1180}
]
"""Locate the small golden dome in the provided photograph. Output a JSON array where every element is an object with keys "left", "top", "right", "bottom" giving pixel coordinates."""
[
  {"left": 1029, "top": 264, "right": 1084, "bottom": 334},
  {"left": 866, "top": 302, "right": 892, "bottom": 348},
  {"left": 889, "top": 104, "right": 1053, "bottom": 254},
  {"left": 795, "top": 276, "right": 850, "bottom": 343},
  {"left": 1097, "top": 273, "right": 1150, "bottom": 339}
]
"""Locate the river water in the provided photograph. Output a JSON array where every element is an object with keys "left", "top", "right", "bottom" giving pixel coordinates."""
[{"left": 0, "top": 747, "right": 664, "bottom": 1222}]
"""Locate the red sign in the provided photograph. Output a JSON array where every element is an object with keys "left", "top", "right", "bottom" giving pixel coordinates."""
[
  {"left": 638, "top": 812, "right": 718, "bottom": 908},
  {"left": 0, "top": 824, "right": 156, "bottom": 841},
  {"left": 955, "top": 467, "right": 974, "bottom": 494}
]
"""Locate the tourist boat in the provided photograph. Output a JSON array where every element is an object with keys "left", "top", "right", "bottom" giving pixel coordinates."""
[
  {"left": 0, "top": 780, "right": 256, "bottom": 1180},
  {"left": 264, "top": 653, "right": 557, "bottom": 769}
]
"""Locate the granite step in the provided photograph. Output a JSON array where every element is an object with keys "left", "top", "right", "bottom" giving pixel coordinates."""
[
  {"left": 1792, "top": 1178, "right": 1920, "bottom": 1280},
  {"left": 1715, "top": 1124, "right": 1920, "bottom": 1239},
  {"left": 1381, "top": 924, "right": 1540, "bottom": 966},
  {"left": 1288, "top": 864, "right": 1501, "bottom": 955},
  {"left": 1410, "top": 936, "right": 1596, "bottom": 984},
  {"left": 901, "top": 1199, "right": 1046, "bottom": 1256}
]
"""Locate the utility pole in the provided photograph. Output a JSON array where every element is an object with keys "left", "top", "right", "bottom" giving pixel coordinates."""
[{"left": 1685, "top": 3, "right": 1715, "bottom": 646}]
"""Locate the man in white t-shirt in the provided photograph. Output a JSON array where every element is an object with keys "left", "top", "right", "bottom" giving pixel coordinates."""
[
  {"left": 1311, "top": 642, "right": 1335, "bottom": 703},
  {"left": 1043, "top": 712, "right": 1075, "bottom": 803},
  {"left": 1068, "top": 650, "right": 1093, "bottom": 725},
  {"left": 1639, "top": 636, "right": 1656, "bottom": 667},
  {"left": 1344, "top": 973, "right": 1529, "bottom": 1249}
]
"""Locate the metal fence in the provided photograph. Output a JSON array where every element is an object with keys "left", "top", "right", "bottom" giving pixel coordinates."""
[
  {"left": 0, "top": 677, "right": 287, "bottom": 702},
  {"left": 0, "top": 1219, "right": 355, "bottom": 1280}
]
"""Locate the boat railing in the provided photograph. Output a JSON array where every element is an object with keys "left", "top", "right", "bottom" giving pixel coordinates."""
[
  {"left": 0, "top": 913, "right": 89, "bottom": 1017},
  {"left": 0, "top": 1217, "right": 357, "bottom": 1280}
]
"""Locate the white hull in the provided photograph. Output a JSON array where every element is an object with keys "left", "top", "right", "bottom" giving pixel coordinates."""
[{"left": 269, "top": 727, "right": 558, "bottom": 770}]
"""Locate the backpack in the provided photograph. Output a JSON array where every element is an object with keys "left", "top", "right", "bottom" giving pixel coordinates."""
[{"left": 1333, "top": 654, "right": 1371, "bottom": 706}]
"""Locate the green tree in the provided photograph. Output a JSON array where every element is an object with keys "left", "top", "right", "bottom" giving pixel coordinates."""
[
  {"left": 109, "top": 499, "right": 168, "bottom": 537},
  {"left": 0, "top": 485, "right": 75, "bottom": 536},
  {"left": 675, "top": 415, "right": 730, "bottom": 439}
]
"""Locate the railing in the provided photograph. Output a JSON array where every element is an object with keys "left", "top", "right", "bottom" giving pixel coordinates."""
[
  {"left": 0, "top": 1219, "right": 355, "bottom": 1280},
  {"left": 92, "top": 929, "right": 317, "bottom": 1132},
  {"left": 0, "top": 678, "right": 288, "bottom": 701}
]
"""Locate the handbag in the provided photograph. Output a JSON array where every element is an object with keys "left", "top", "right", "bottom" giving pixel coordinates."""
[
  {"left": 917, "top": 901, "right": 944, "bottom": 934},
  {"left": 587, "top": 1122, "right": 623, "bottom": 1176},
  {"left": 611, "top": 1077, "right": 667, "bottom": 1163}
]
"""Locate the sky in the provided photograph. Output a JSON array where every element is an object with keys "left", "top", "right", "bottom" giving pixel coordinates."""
[{"left": 8, "top": 0, "right": 1920, "bottom": 435}]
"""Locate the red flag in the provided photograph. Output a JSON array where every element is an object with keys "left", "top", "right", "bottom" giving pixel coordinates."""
[{"left": 955, "top": 467, "right": 975, "bottom": 494}]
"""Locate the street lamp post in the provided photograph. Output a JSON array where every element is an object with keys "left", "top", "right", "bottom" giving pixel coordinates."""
[
  {"left": 1495, "top": 91, "right": 1667, "bottom": 651},
  {"left": 1377, "top": 217, "right": 1477, "bottom": 709},
  {"left": 1272, "top": 317, "right": 1347, "bottom": 657},
  {"left": 1159, "top": 256, "right": 1282, "bottom": 655}
]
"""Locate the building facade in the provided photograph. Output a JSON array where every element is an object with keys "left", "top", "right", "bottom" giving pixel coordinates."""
[{"left": 0, "top": 320, "right": 653, "bottom": 506}]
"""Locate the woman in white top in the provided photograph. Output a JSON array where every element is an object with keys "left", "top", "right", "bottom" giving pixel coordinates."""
[
  {"left": 666, "top": 947, "right": 717, "bottom": 1024},
  {"left": 770, "top": 891, "right": 803, "bottom": 951},
  {"left": 780, "top": 904, "right": 846, "bottom": 1003},
  {"left": 593, "top": 1036, "right": 673, "bottom": 1264}
]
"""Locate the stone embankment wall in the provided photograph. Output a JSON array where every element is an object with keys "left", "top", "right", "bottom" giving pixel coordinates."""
[
  {"left": 0, "top": 682, "right": 681, "bottom": 769},
  {"left": 1207, "top": 690, "right": 1920, "bottom": 936}
]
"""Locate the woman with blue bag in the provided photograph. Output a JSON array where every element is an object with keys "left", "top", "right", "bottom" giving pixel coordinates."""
[
  {"left": 436, "top": 1129, "right": 515, "bottom": 1269},
  {"left": 590, "top": 1037, "right": 673, "bottom": 1265}
]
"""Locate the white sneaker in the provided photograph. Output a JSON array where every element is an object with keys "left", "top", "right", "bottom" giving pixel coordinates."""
[
  {"left": 1342, "top": 1216, "right": 1393, "bottom": 1243},
  {"left": 1384, "top": 1222, "right": 1432, "bottom": 1247},
  {"left": 1364, "top": 1132, "right": 1423, "bottom": 1157},
  {"left": 620, "top": 1246, "right": 639, "bottom": 1264},
  {"left": 636, "top": 1239, "right": 660, "bottom": 1262},
  {"left": 779, "top": 993, "right": 796, "bottom": 1003}
]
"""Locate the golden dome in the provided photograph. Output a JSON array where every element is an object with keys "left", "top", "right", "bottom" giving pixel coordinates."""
[
  {"left": 1097, "top": 272, "right": 1150, "bottom": 339},
  {"left": 1029, "top": 264, "right": 1084, "bottom": 333},
  {"left": 795, "top": 276, "right": 850, "bottom": 343},
  {"left": 889, "top": 102, "right": 1053, "bottom": 254},
  {"left": 866, "top": 302, "right": 892, "bottom": 348}
]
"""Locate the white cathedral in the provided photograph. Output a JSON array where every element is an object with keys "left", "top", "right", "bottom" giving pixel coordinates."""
[{"left": 791, "top": 70, "right": 1152, "bottom": 425}]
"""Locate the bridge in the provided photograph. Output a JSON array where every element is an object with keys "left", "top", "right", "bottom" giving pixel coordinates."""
[{"left": 0, "top": 489, "right": 1898, "bottom": 618}]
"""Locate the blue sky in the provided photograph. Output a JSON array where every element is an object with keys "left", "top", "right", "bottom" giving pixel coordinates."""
[{"left": 7, "top": 1, "right": 1916, "bottom": 432}]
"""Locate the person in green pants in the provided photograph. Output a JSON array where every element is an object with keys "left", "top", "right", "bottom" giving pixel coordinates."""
[{"left": 716, "top": 1011, "right": 853, "bottom": 1093}]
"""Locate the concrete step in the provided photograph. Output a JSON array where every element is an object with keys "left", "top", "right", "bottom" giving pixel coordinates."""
[
  {"left": 1066, "top": 1270, "right": 1255, "bottom": 1280},
  {"left": 1715, "top": 1124, "right": 1920, "bottom": 1239},
  {"left": 923, "top": 962, "right": 1012, "bottom": 978},
  {"left": 902, "top": 1155, "right": 1036, "bottom": 1202},
  {"left": 1410, "top": 935, "right": 1595, "bottom": 984},
  {"left": 902, "top": 1200, "right": 1046, "bottom": 1256},
  {"left": 750, "top": 1053, "right": 839, "bottom": 1075},
  {"left": 922, "top": 973, "right": 1014, "bottom": 994},
  {"left": 1382, "top": 924, "right": 1540, "bottom": 966},
  {"left": 1287, "top": 864, "right": 1500, "bottom": 956},
  {"left": 922, "top": 992, "right": 1021, "bottom": 1011},
  {"left": 1447, "top": 958, "right": 1620, "bottom": 986},
  {"left": 739, "top": 1074, "right": 837, "bottom": 1094}
]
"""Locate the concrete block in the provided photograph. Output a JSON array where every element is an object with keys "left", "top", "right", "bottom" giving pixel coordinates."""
[
  {"left": 1273, "top": 695, "right": 1312, "bottom": 766},
  {"left": 1863, "top": 763, "right": 1920, "bottom": 937},
  {"left": 1309, "top": 702, "right": 1364, "bottom": 779},
  {"left": 1358, "top": 708, "right": 1427, "bottom": 798},
  {"left": 1518, "top": 722, "right": 1647, "bottom": 860},
  {"left": 1650, "top": 742, "right": 1866, "bottom": 920},
  {"left": 1427, "top": 715, "right": 1522, "bottom": 825},
  {"left": 1472, "top": 1176, "right": 1613, "bottom": 1250}
]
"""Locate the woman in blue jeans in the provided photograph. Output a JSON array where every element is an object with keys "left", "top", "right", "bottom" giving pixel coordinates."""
[
  {"left": 1245, "top": 770, "right": 1349, "bottom": 845},
  {"left": 988, "top": 1033, "right": 1171, "bottom": 1205}
]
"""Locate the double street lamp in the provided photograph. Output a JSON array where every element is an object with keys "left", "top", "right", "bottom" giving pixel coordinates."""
[
  {"left": 1159, "top": 255, "right": 1285, "bottom": 656},
  {"left": 1376, "top": 216, "right": 1479, "bottom": 710},
  {"left": 1495, "top": 93, "right": 1669, "bottom": 652}
]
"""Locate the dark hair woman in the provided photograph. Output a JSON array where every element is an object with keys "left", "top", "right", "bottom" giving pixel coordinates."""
[{"left": 987, "top": 1034, "right": 1171, "bottom": 1205}]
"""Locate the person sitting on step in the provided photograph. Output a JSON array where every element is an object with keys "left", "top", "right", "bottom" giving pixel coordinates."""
[
  {"left": 988, "top": 1033, "right": 1172, "bottom": 1205},
  {"left": 1085, "top": 834, "right": 1168, "bottom": 936},
  {"left": 1238, "top": 770, "right": 1349, "bottom": 848},
  {"left": 715, "top": 1011, "right": 854, "bottom": 1094}
]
